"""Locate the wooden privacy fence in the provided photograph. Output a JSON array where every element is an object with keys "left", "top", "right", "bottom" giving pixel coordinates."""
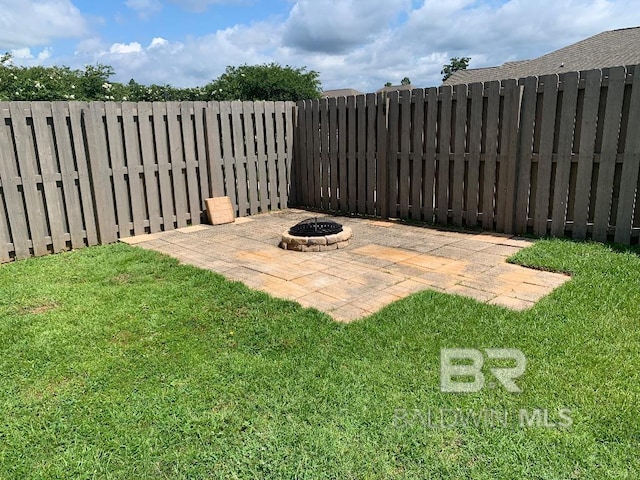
[
  {"left": 0, "top": 100, "right": 295, "bottom": 262},
  {"left": 294, "top": 64, "right": 640, "bottom": 244}
]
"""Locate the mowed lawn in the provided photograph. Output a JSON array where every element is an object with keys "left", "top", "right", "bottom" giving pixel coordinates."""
[{"left": 0, "top": 238, "right": 638, "bottom": 479}]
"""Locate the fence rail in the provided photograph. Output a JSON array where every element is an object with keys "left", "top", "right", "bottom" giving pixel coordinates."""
[
  {"left": 0, "top": 100, "right": 295, "bottom": 261},
  {"left": 293, "top": 64, "right": 640, "bottom": 244}
]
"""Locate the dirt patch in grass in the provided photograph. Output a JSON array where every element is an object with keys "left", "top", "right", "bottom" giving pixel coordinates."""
[{"left": 20, "top": 301, "right": 59, "bottom": 315}]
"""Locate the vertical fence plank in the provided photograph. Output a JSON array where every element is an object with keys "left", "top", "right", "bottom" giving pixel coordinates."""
[
  {"left": 193, "top": 101, "right": 211, "bottom": 210},
  {"left": 68, "top": 102, "right": 98, "bottom": 244},
  {"left": 319, "top": 98, "right": 330, "bottom": 210},
  {"left": 219, "top": 102, "right": 238, "bottom": 213},
  {"left": 356, "top": 94, "right": 367, "bottom": 214},
  {"left": 298, "top": 101, "right": 310, "bottom": 207},
  {"left": 376, "top": 92, "right": 388, "bottom": 218},
  {"left": 398, "top": 90, "right": 411, "bottom": 218},
  {"left": 452, "top": 84, "right": 467, "bottom": 226},
  {"left": 423, "top": 88, "right": 438, "bottom": 223},
  {"left": 366, "top": 93, "right": 377, "bottom": 216},
  {"left": 0, "top": 103, "right": 29, "bottom": 259},
  {"left": 308, "top": 99, "right": 320, "bottom": 208},
  {"left": 137, "top": 102, "right": 161, "bottom": 233},
  {"left": 152, "top": 102, "right": 176, "bottom": 230},
  {"left": 229, "top": 102, "right": 248, "bottom": 216},
  {"left": 498, "top": 81, "right": 523, "bottom": 234},
  {"left": 181, "top": 101, "right": 202, "bottom": 224},
  {"left": 242, "top": 101, "right": 259, "bottom": 215},
  {"left": 254, "top": 101, "right": 270, "bottom": 211},
  {"left": 572, "top": 70, "right": 602, "bottom": 239},
  {"left": 31, "top": 102, "right": 67, "bottom": 252},
  {"left": 328, "top": 97, "right": 339, "bottom": 211},
  {"left": 264, "top": 101, "right": 279, "bottom": 211},
  {"left": 466, "top": 83, "right": 483, "bottom": 227},
  {"left": 347, "top": 96, "right": 357, "bottom": 213},
  {"left": 121, "top": 102, "right": 147, "bottom": 236},
  {"left": 387, "top": 91, "right": 400, "bottom": 218},
  {"left": 614, "top": 66, "right": 640, "bottom": 243},
  {"left": 167, "top": 101, "right": 188, "bottom": 227},
  {"left": 482, "top": 82, "right": 500, "bottom": 230},
  {"left": 51, "top": 102, "right": 85, "bottom": 248},
  {"left": 337, "top": 97, "right": 348, "bottom": 212},
  {"left": 514, "top": 77, "right": 538, "bottom": 234},
  {"left": 437, "top": 86, "right": 453, "bottom": 224},
  {"left": 285, "top": 102, "right": 296, "bottom": 208},
  {"left": 275, "top": 101, "right": 289, "bottom": 210},
  {"left": 533, "top": 75, "right": 559, "bottom": 236},
  {"left": 550, "top": 72, "right": 579, "bottom": 237},
  {"left": 205, "top": 102, "right": 225, "bottom": 199},
  {"left": 10, "top": 102, "right": 48, "bottom": 256},
  {"left": 84, "top": 102, "right": 118, "bottom": 243},
  {"left": 105, "top": 102, "right": 133, "bottom": 236},
  {"left": 410, "top": 89, "right": 424, "bottom": 220},
  {"left": 592, "top": 66, "right": 627, "bottom": 242}
]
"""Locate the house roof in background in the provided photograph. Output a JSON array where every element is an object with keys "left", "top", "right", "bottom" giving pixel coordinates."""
[
  {"left": 376, "top": 84, "right": 413, "bottom": 93},
  {"left": 444, "top": 26, "right": 640, "bottom": 85},
  {"left": 321, "top": 88, "right": 364, "bottom": 97}
]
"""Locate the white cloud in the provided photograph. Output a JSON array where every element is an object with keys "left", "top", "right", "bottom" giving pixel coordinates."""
[
  {"left": 110, "top": 42, "right": 143, "bottom": 54},
  {"left": 283, "top": 0, "right": 410, "bottom": 54},
  {"left": 0, "top": 0, "right": 87, "bottom": 48},
  {"left": 56, "top": 0, "right": 640, "bottom": 93},
  {"left": 149, "top": 37, "right": 169, "bottom": 48}
]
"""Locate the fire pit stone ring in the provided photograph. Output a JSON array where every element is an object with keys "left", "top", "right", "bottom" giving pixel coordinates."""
[{"left": 279, "top": 217, "right": 352, "bottom": 252}]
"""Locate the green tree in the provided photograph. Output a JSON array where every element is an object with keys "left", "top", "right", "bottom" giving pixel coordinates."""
[
  {"left": 400, "top": 76, "right": 411, "bottom": 85},
  {"left": 205, "top": 63, "right": 322, "bottom": 101},
  {"left": 441, "top": 56, "right": 471, "bottom": 82}
]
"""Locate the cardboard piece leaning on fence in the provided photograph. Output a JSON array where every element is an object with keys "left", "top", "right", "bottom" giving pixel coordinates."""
[{"left": 205, "top": 196, "right": 235, "bottom": 225}]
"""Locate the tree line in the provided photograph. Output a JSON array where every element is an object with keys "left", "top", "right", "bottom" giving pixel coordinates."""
[{"left": 0, "top": 55, "right": 322, "bottom": 102}]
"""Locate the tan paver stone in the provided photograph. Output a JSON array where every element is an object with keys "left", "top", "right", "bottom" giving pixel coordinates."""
[
  {"left": 351, "top": 291, "right": 402, "bottom": 313},
  {"left": 297, "top": 291, "right": 346, "bottom": 311},
  {"left": 450, "top": 239, "right": 496, "bottom": 252},
  {"left": 436, "top": 260, "right": 493, "bottom": 278},
  {"left": 414, "top": 271, "right": 464, "bottom": 289},
  {"left": 234, "top": 217, "right": 253, "bottom": 224},
  {"left": 329, "top": 304, "right": 371, "bottom": 322},
  {"left": 468, "top": 252, "right": 511, "bottom": 266},
  {"left": 459, "top": 278, "right": 518, "bottom": 296},
  {"left": 489, "top": 295, "right": 535, "bottom": 310},
  {"left": 448, "top": 284, "right": 497, "bottom": 302},
  {"left": 469, "top": 232, "right": 514, "bottom": 243},
  {"left": 500, "top": 282, "right": 556, "bottom": 302},
  {"left": 176, "top": 225, "right": 209, "bottom": 233},
  {"left": 429, "top": 245, "right": 473, "bottom": 260},
  {"left": 292, "top": 272, "right": 343, "bottom": 289},
  {"left": 365, "top": 220, "right": 394, "bottom": 227},
  {"left": 401, "top": 253, "right": 454, "bottom": 270},
  {"left": 384, "top": 279, "right": 429, "bottom": 297},
  {"left": 352, "top": 244, "right": 420, "bottom": 263},
  {"left": 258, "top": 277, "right": 308, "bottom": 300},
  {"left": 480, "top": 244, "right": 523, "bottom": 257}
]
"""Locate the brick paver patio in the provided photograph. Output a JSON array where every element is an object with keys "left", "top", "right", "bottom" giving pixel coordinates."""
[{"left": 121, "top": 209, "right": 570, "bottom": 322}]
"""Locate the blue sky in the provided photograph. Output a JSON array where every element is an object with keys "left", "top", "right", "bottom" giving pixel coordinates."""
[{"left": 1, "top": 0, "right": 639, "bottom": 92}]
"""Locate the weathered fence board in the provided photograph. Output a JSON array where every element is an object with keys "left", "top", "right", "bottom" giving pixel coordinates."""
[
  {"left": 0, "top": 100, "right": 294, "bottom": 262},
  {"left": 294, "top": 64, "right": 640, "bottom": 245}
]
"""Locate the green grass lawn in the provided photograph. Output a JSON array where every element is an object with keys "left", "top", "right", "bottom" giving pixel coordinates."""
[{"left": 0, "top": 239, "right": 638, "bottom": 479}]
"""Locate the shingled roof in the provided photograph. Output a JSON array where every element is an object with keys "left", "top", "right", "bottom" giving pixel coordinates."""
[{"left": 444, "top": 26, "right": 640, "bottom": 85}]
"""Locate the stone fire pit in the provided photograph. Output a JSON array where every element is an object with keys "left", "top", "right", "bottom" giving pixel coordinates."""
[{"left": 279, "top": 217, "right": 352, "bottom": 252}]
